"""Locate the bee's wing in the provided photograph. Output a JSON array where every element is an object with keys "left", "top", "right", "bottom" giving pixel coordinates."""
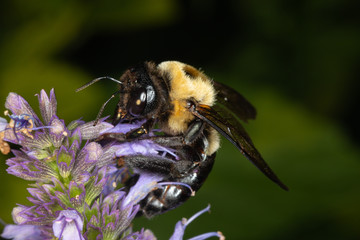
[
  {"left": 192, "top": 104, "right": 288, "bottom": 191},
  {"left": 213, "top": 81, "right": 256, "bottom": 122}
]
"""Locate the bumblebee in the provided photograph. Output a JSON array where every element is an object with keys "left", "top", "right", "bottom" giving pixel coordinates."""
[{"left": 77, "top": 61, "right": 288, "bottom": 217}]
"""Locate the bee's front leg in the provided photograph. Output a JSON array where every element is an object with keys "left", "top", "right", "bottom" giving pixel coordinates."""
[
  {"left": 97, "top": 118, "right": 156, "bottom": 142},
  {"left": 96, "top": 132, "right": 127, "bottom": 142},
  {"left": 124, "top": 118, "right": 156, "bottom": 139}
]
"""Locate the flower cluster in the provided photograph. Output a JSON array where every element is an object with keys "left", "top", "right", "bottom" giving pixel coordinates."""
[{"left": 0, "top": 89, "right": 224, "bottom": 240}]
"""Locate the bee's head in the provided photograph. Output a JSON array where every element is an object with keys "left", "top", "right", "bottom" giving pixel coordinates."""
[
  {"left": 76, "top": 62, "right": 167, "bottom": 126},
  {"left": 114, "top": 62, "right": 159, "bottom": 124}
]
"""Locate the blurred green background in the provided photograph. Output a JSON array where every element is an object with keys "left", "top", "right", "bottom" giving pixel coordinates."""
[{"left": 1, "top": 0, "right": 360, "bottom": 239}]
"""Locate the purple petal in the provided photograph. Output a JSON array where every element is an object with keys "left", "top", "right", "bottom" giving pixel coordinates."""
[
  {"left": 67, "top": 119, "right": 85, "bottom": 131},
  {"left": 72, "top": 142, "right": 103, "bottom": 178},
  {"left": 122, "top": 173, "right": 163, "bottom": 208},
  {"left": 102, "top": 121, "right": 144, "bottom": 134},
  {"left": 1, "top": 224, "right": 43, "bottom": 240},
  {"left": 188, "top": 232, "right": 225, "bottom": 240},
  {"left": 103, "top": 190, "right": 126, "bottom": 208},
  {"left": 15, "top": 131, "right": 52, "bottom": 150},
  {"left": 6, "top": 150, "right": 56, "bottom": 181},
  {"left": 169, "top": 205, "right": 212, "bottom": 240},
  {"left": 78, "top": 119, "right": 113, "bottom": 140},
  {"left": 115, "top": 140, "right": 177, "bottom": 159},
  {"left": 49, "top": 117, "right": 67, "bottom": 147},
  {"left": 5, "top": 92, "right": 41, "bottom": 126},
  {"left": 12, "top": 206, "right": 29, "bottom": 224},
  {"left": 170, "top": 221, "right": 186, "bottom": 240},
  {"left": 75, "top": 172, "right": 91, "bottom": 185},
  {"left": 27, "top": 187, "right": 49, "bottom": 203},
  {"left": 53, "top": 210, "right": 84, "bottom": 240},
  {"left": 84, "top": 142, "right": 103, "bottom": 162},
  {"left": 13, "top": 193, "right": 59, "bottom": 225},
  {"left": 6, "top": 158, "right": 41, "bottom": 181},
  {"left": 49, "top": 117, "right": 66, "bottom": 135},
  {"left": 91, "top": 166, "right": 116, "bottom": 194},
  {"left": 49, "top": 89, "right": 57, "bottom": 116},
  {"left": 37, "top": 89, "right": 57, "bottom": 124},
  {"left": 96, "top": 144, "right": 123, "bottom": 168}
]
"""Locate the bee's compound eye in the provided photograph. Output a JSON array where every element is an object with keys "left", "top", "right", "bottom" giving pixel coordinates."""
[{"left": 129, "top": 88, "right": 147, "bottom": 116}]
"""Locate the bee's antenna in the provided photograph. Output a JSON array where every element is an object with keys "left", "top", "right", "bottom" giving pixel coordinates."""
[
  {"left": 93, "top": 90, "right": 121, "bottom": 126},
  {"left": 76, "top": 76, "right": 122, "bottom": 92}
]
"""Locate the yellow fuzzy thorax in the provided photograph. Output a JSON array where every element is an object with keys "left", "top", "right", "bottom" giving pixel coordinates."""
[{"left": 158, "top": 61, "right": 216, "bottom": 134}]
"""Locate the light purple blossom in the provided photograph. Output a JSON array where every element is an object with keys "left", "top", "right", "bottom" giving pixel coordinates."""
[
  {"left": 53, "top": 210, "right": 84, "bottom": 240},
  {"left": 5, "top": 92, "right": 41, "bottom": 126},
  {"left": 115, "top": 139, "right": 178, "bottom": 160},
  {"left": 121, "top": 172, "right": 163, "bottom": 208},
  {"left": 1, "top": 224, "right": 44, "bottom": 240},
  {"left": 170, "top": 205, "right": 225, "bottom": 240},
  {"left": 83, "top": 190, "right": 139, "bottom": 239}
]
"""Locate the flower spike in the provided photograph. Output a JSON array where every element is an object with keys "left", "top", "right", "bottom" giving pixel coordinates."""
[{"left": 1, "top": 88, "right": 223, "bottom": 240}]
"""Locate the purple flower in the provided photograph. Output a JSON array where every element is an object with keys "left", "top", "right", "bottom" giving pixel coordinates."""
[
  {"left": 53, "top": 210, "right": 84, "bottom": 240},
  {"left": 2, "top": 90, "right": 117, "bottom": 185},
  {"left": 1, "top": 224, "right": 45, "bottom": 240},
  {"left": 1, "top": 218, "right": 53, "bottom": 240},
  {"left": 3, "top": 89, "right": 112, "bottom": 151},
  {"left": 1, "top": 90, "right": 115, "bottom": 233},
  {"left": 83, "top": 190, "right": 138, "bottom": 239},
  {"left": 170, "top": 205, "right": 225, "bottom": 240},
  {"left": 12, "top": 164, "right": 116, "bottom": 227},
  {"left": 121, "top": 172, "right": 163, "bottom": 208},
  {"left": 6, "top": 150, "right": 57, "bottom": 182},
  {"left": 5, "top": 92, "right": 41, "bottom": 127},
  {"left": 1, "top": 89, "right": 223, "bottom": 240},
  {"left": 83, "top": 172, "right": 166, "bottom": 239}
]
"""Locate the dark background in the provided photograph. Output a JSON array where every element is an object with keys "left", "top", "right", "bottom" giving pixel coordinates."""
[{"left": 1, "top": 0, "right": 360, "bottom": 239}]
